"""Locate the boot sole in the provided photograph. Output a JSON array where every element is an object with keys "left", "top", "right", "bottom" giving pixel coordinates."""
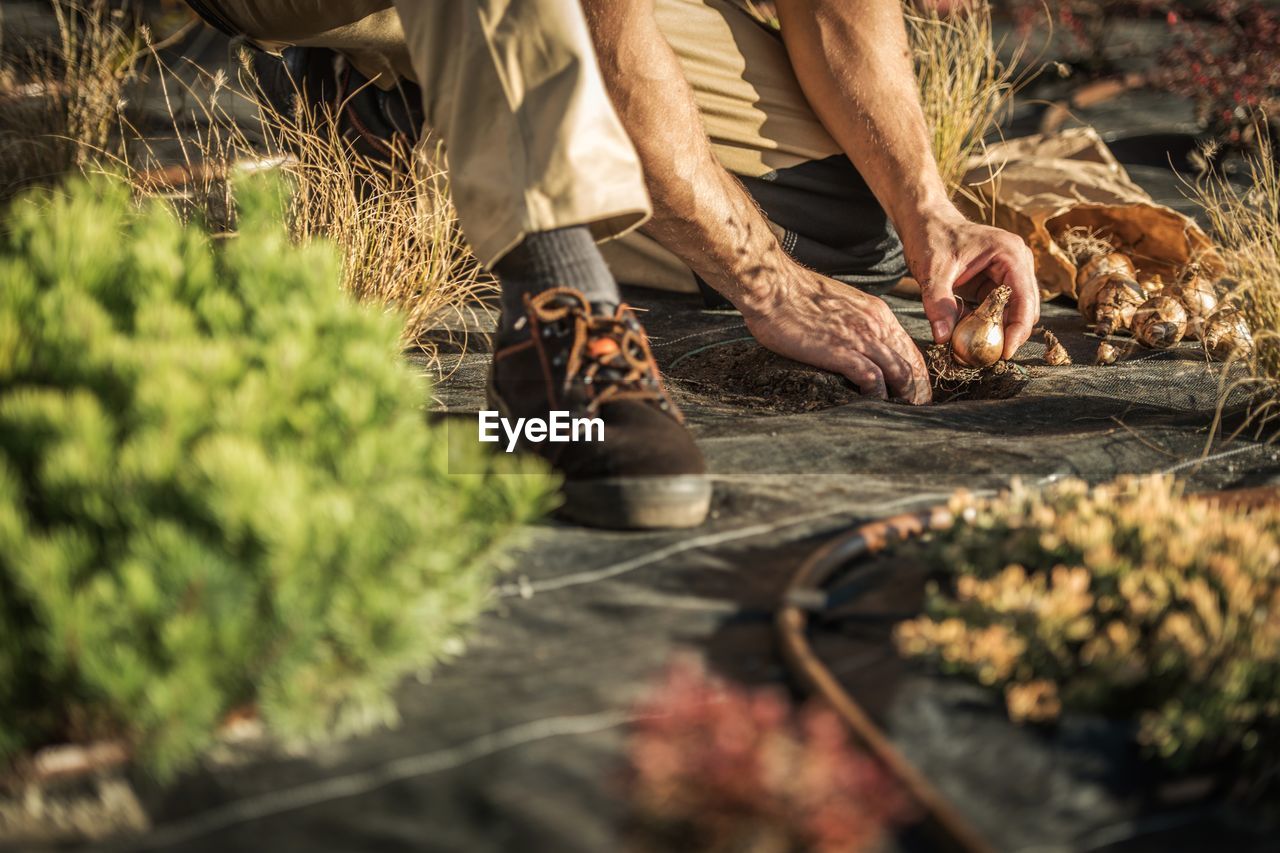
[{"left": 558, "top": 475, "right": 712, "bottom": 530}]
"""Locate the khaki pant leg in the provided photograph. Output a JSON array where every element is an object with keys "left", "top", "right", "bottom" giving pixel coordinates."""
[
  {"left": 208, "top": 0, "right": 414, "bottom": 85},
  {"left": 599, "top": 0, "right": 842, "bottom": 293},
  {"left": 203, "top": 0, "right": 652, "bottom": 267},
  {"left": 391, "top": 0, "right": 651, "bottom": 266}
]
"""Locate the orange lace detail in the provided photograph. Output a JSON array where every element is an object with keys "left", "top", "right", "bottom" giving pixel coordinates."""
[{"left": 526, "top": 289, "right": 677, "bottom": 416}]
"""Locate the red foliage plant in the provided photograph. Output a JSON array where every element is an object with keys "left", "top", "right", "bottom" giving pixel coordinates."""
[
  {"left": 1157, "top": 0, "right": 1280, "bottom": 149},
  {"left": 626, "top": 660, "right": 914, "bottom": 853}
]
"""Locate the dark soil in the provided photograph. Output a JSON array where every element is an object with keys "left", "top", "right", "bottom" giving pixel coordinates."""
[
  {"left": 664, "top": 339, "right": 1033, "bottom": 411},
  {"left": 662, "top": 339, "right": 861, "bottom": 414}
]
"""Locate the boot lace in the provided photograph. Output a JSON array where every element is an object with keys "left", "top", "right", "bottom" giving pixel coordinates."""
[{"left": 530, "top": 290, "right": 674, "bottom": 415}]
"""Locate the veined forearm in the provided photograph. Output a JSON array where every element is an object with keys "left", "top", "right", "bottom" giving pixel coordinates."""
[
  {"left": 580, "top": 0, "right": 788, "bottom": 310},
  {"left": 774, "top": 0, "right": 1038, "bottom": 356},
  {"left": 582, "top": 0, "right": 936, "bottom": 402},
  {"left": 774, "top": 0, "right": 954, "bottom": 227}
]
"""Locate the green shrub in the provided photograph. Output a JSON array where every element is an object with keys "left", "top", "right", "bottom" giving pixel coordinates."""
[
  {"left": 895, "top": 476, "right": 1280, "bottom": 785},
  {"left": 0, "top": 175, "right": 555, "bottom": 778}
]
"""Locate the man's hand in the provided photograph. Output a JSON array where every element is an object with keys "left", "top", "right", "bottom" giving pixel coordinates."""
[
  {"left": 582, "top": 0, "right": 929, "bottom": 403},
  {"left": 739, "top": 264, "right": 932, "bottom": 404},
  {"left": 901, "top": 205, "right": 1040, "bottom": 360},
  {"left": 777, "top": 0, "right": 1041, "bottom": 361}
]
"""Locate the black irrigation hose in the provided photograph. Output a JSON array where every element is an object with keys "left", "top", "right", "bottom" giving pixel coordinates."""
[{"left": 776, "top": 504, "right": 995, "bottom": 853}]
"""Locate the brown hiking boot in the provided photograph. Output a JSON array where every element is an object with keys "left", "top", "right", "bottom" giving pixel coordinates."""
[{"left": 488, "top": 289, "right": 710, "bottom": 529}]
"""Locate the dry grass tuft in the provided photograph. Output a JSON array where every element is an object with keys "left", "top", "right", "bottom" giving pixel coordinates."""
[
  {"left": 122, "top": 47, "right": 491, "bottom": 370},
  {"left": 235, "top": 63, "right": 491, "bottom": 362},
  {"left": 49, "top": 0, "right": 139, "bottom": 168},
  {"left": 0, "top": 0, "right": 140, "bottom": 198},
  {"left": 905, "top": 1, "right": 1026, "bottom": 198},
  {"left": 1191, "top": 129, "right": 1280, "bottom": 433}
]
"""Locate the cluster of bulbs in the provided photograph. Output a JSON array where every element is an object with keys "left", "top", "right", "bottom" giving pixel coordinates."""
[{"left": 948, "top": 246, "right": 1254, "bottom": 370}]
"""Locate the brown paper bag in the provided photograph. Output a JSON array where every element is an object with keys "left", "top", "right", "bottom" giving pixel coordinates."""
[{"left": 959, "top": 127, "right": 1220, "bottom": 300}]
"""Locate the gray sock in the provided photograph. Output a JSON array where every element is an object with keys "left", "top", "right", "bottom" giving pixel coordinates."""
[{"left": 493, "top": 226, "right": 620, "bottom": 335}]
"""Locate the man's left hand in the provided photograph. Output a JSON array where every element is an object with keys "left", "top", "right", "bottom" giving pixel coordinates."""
[{"left": 901, "top": 205, "right": 1040, "bottom": 360}]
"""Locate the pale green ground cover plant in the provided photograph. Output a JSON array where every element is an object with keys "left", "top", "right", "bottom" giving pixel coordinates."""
[
  {"left": 0, "top": 174, "right": 555, "bottom": 779},
  {"left": 895, "top": 476, "right": 1280, "bottom": 792}
]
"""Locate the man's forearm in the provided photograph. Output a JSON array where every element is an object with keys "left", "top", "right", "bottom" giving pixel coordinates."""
[
  {"left": 773, "top": 0, "right": 1039, "bottom": 353},
  {"left": 580, "top": 0, "right": 788, "bottom": 311},
  {"left": 581, "top": 0, "right": 938, "bottom": 402},
  {"left": 774, "top": 0, "right": 955, "bottom": 228}
]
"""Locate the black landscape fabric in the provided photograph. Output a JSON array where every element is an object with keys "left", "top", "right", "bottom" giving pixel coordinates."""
[
  {"left": 6, "top": 4, "right": 1277, "bottom": 849},
  {"left": 61, "top": 288, "right": 1277, "bottom": 853}
]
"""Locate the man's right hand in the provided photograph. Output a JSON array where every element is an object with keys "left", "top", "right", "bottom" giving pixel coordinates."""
[{"left": 737, "top": 263, "right": 932, "bottom": 404}]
